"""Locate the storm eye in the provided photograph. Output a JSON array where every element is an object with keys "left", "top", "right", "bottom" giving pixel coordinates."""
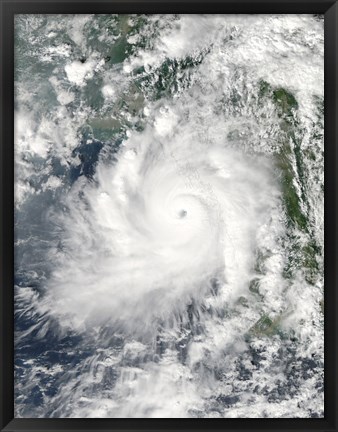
[{"left": 178, "top": 209, "right": 187, "bottom": 218}]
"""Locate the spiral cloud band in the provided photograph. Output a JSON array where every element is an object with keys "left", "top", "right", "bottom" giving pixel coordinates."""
[{"left": 45, "top": 111, "right": 281, "bottom": 334}]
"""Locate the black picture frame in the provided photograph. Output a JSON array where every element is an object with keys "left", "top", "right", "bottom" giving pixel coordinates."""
[{"left": 1, "top": 0, "right": 337, "bottom": 431}]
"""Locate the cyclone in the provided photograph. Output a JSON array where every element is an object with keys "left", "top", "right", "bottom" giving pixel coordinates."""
[{"left": 43, "top": 112, "right": 279, "bottom": 335}]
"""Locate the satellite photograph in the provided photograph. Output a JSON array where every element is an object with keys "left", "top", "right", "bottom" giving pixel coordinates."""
[{"left": 14, "top": 14, "right": 324, "bottom": 418}]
